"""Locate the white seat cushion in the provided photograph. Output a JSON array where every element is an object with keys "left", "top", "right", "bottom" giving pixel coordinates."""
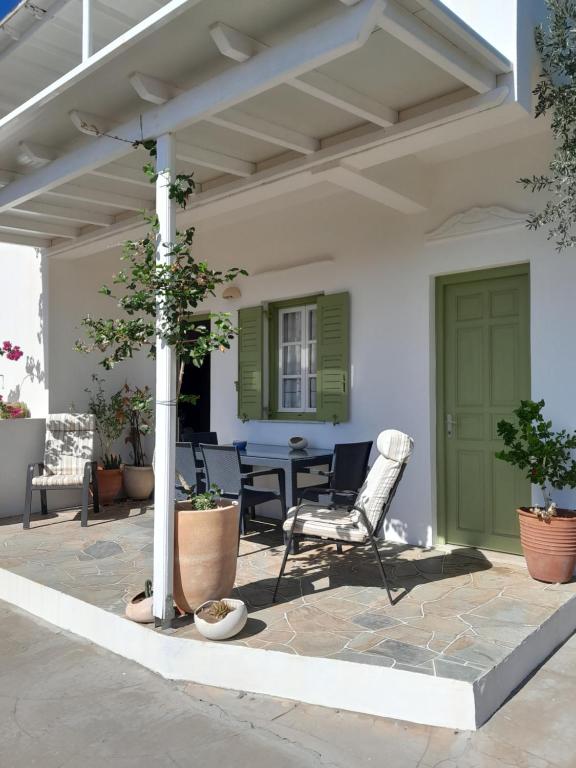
[
  {"left": 32, "top": 474, "right": 85, "bottom": 488},
  {"left": 283, "top": 504, "right": 368, "bottom": 543}
]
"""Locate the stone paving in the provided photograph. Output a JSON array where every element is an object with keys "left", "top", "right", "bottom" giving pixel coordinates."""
[{"left": 1, "top": 503, "right": 575, "bottom": 684}]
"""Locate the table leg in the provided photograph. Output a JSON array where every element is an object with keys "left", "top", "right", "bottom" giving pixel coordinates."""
[{"left": 285, "top": 463, "right": 300, "bottom": 554}]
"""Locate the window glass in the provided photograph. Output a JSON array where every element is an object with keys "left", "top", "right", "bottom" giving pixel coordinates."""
[{"left": 279, "top": 304, "right": 317, "bottom": 412}]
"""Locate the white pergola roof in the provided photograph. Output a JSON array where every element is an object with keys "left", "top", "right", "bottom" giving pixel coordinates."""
[{"left": 0, "top": 0, "right": 514, "bottom": 256}]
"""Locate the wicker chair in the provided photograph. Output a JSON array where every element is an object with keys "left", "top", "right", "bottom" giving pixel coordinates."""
[
  {"left": 273, "top": 429, "right": 413, "bottom": 604},
  {"left": 23, "top": 414, "right": 99, "bottom": 529}
]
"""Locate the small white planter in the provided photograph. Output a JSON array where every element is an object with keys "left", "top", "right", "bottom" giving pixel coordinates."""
[{"left": 194, "top": 599, "right": 247, "bottom": 640}]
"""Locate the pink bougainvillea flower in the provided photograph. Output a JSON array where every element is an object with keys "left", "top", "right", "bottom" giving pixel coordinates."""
[
  {"left": 1, "top": 341, "right": 23, "bottom": 360},
  {"left": 2, "top": 341, "right": 11, "bottom": 351}
]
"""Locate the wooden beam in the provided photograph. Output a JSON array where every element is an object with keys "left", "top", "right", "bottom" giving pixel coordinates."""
[
  {"left": 209, "top": 19, "right": 397, "bottom": 127},
  {"left": 46, "top": 184, "right": 153, "bottom": 211},
  {"left": 290, "top": 72, "right": 398, "bottom": 127},
  {"left": 0, "top": 232, "right": 51, "bottom": 248},
  {"left": 15, "top": 201, "right": 114, "bottom": 226},
  {"left": 69, "top": 110, "right": 111, "bottom": 137},
  {"left": 89, "top": 164, "right": 154, "bottom": 189},
  {"left": 176, "top": 142, "right": 255, "bottom": 177},
  {"left": 0, "top": 213, "right": 80, "bottom": 238},
  {"left": 378, "top": 0, "right": 496, "bottom": 93},
  {"left": 319, "top": 163, "right": 427, "bottom": 213},
  {"left": 0, "top": 0, "right": 380, "bottom": 211},
  {"left": 128, "top": 73, "right": 320, "bottom": 154},
  {"left": 17, "top": 141, "right": 57, "bottom": 168}
]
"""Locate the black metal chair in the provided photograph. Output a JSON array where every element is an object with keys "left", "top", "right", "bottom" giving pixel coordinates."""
[
  {"left": 175, "top": 442, "right": 196, "bottom": 500},
  {"left": 273, "top": 430, "right": 413, "bottom": 604},
  {"left": 201, "top": 444, "right": 287, "bottom": 535},
  {"left": 178, "top": 431, "right": 218, "bottom": 492},
  {"left": 298, "top": 440, "right": 373, "bottom": 507}
]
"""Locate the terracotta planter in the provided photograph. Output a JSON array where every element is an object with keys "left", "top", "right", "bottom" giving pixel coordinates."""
[
  {"left": 173, "top": 501, "right": 240, "bottom": 614},
  {"left": 517, "top": 507, "right": 576, "bottom": 583},
  {"left": 194, "top": 599, "right": 248, "bottom": 640},
  {"left": 123, "top": 465, "right": 154, "bottom": 500},
  {"left": 96, "top": 467, "right": 123, "bottom": 505}
]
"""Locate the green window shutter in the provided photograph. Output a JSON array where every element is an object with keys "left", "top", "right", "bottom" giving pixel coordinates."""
[
  {"left": 316, "top": 292, "right": 350, "bottom": 424},
  {"left": 237, "top": 306, "right": 264, "bottom": 421}
]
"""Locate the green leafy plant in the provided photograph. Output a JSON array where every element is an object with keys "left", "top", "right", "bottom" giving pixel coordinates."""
[
  {"left": 188, "top": 484, "right": 221, "bottom": 511},
  {"left": 496, "top": 399, "right": 576, "bottom": 509},
  {"left": 520, "top": 0, "right": 576, "bottom": 250},
  {"left": 75, "top": 143, "right": 247, "bottom": 405},
  {"left": 117, "top": 384, "right": 153, "bottom": 467},
  {"left": 85, "top": 374, "right": 124, "bottom": 468}
]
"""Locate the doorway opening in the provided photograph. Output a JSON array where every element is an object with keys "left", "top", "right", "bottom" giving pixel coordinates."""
[{"left": 178, "top": 319, "right": 211, "bottom": 438}]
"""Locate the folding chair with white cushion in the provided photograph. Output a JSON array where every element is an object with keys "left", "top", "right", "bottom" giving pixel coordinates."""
[
  {"left": 23, "top": 414, "right": 99, "bottom": 529},
  {"left": 273, "top": 429, "right": 414, "bottom": 604}
]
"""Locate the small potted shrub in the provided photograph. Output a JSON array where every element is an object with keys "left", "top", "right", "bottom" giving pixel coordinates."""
[
  {"left": 497, "top": 399, "right": 576, "bottom": 583},
  {"left": 173, "top": 482, "right": 240, "bottom": 614},
  {"left": 86, "top": 375, "right": 124, "bottom": 505},
  {"left": 0, "top": 397, "right": 30, "bottom": 419},
  {"left": 194, "top": 598, "right": 247, "bottom": 641},
  {"left": 120, "top": 384, "right": 154, "bottom": 500}
]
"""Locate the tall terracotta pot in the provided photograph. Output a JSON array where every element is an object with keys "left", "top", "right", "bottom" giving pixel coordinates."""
[
  {"left": 96, "top": 467, "right": 123, "bottom": 505},
  {"left": 123, "top": 465, "right": 154, "bottom": 500},
  {"left": 517, "top": 507, "right": 576, "bottom": 583},
  {"left": 173, "top": 501, "right": 240, "bottom": 614}
]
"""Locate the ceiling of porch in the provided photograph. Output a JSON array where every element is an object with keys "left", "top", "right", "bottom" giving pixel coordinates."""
[{"left": 0, "top": 0, "right": 514, "bottom": 254}]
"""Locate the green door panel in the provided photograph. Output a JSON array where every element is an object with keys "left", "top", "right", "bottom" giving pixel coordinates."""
[{"left": 438, "top": 267, "right": 531, "bottom": 554}]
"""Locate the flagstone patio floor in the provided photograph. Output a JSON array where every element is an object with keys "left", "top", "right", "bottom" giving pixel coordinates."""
[{"left": 1, "top": 503, "right": 575, "bottom": 685}]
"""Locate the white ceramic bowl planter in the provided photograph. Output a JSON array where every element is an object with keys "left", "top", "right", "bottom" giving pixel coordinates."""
[
  {"left": 194, "top": 599, "right": 248, "bottom": 640},
  {"left": 288, "top": 436, "right": 308, "bottom": 450}
]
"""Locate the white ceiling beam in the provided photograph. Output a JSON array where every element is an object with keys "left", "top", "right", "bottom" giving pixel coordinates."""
[
  {"left": 0, "top": 0, "right": 381, "bottom": 212},
  {"left": 17, "top": 141, "right": 57, "bottom": 168},
  {"left": 15, "top": 201, "right": 114, "bottom": 226},
  {"left": 0, "top": 232, "right": 51, "bottom": 248},
  {"left": 0, "top": 172, "right": 13, "bottom": 187},
  {"left": 208, "top": 110, "right": 320, "bottom": 155},
  {"left": 89, "top": 164, "right": 155, "bottom": 189},
  {"left": 128, "top": 73, "right": 320, "bottom": 154},
  {"left": 129, "top": 72, "right": 177, "bottom": 105},
  {"left": 0, "top": 213, "right": 80, "bottom": 238},
  {"left": 318, "top": 163, "right": 427, "bottom": 213},
  {"left": 46, "top": 184, "right": 153, "bottom": 211},
  {"left": 69, "top": 110, "right": 111, "bottom": 137},
  {"left": 209, "top": 20, "right": 397, "bottom": 127},
  {"left": 209, "top": 22, "right": 258, "bottom": 63},
  {"left": 176, "top": 143, "right": 254, "bottom": 177},
  {"left": 290, "top": 72, "right": 398, "bottom": 127},
  {"left": 0, "top": 0, "right": 206, "bottom": 145},
  {"left": 378, "top": 0, "right": 496, "bottom": 93}
]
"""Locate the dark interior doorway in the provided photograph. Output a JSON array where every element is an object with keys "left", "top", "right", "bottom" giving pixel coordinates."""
[{"left": 178, "top": 322, "right": 211, "bottom": 436}]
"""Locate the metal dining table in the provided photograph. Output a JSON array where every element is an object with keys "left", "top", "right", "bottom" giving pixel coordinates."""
[{"left": 238, "top": 443, "right": 333, "bottom": 509}]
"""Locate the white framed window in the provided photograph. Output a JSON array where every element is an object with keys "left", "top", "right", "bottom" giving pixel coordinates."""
[{"left": 278, "top": 304, "right": 317, "bottom": 412}]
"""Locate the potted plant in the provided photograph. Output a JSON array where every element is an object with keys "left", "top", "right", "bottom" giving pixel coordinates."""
[
  {"left": 119, "top": 384, "right": 154, "bottom": 500},
  {"left": 173, "top": 483, "right": 240, "bottom": 614},
  {"left": 0, "top": 397, "right": 29, "bottom": 419},
  {"left": 194, "top": 598, "right": 247, "bottom": 641},
  {"left": 496, "top": 400, "right": 576, "bottom": 583},
  {"left": 85, "top": 375, "right": 125, "bottom": 505}
]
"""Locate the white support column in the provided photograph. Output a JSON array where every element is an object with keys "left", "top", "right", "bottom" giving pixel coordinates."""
[
  {"left": 82, "top": 0, "right": 93, "bottom": 61},
  {"left": 152, "top": 133, "right": 177, "bottom": 626}
]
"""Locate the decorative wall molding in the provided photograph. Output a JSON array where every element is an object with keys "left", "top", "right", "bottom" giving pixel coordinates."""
[
  {"left": 426, "top": 206, "right": 530, "bottom": 243},
  {"left": 252, "top": 255, "right": 334, "bottom": 277}
]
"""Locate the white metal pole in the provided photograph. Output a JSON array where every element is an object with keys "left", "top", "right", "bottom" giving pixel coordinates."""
[
  {"left": 152, "top": 133, "right": 177, "bottom": 626},
  {"left": 82, "top": 0, "right": 93, "bottom": 61}
]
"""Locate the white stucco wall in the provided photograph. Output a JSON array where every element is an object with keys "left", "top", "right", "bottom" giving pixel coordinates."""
[
  {"left": 0, "top": 243, "right": 48, "bottom": 417},
  {"left": 44, "top": 127, "right": 576, "bottom": 544}
]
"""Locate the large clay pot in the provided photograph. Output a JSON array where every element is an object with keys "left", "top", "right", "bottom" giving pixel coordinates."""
[
  {"left": 173, "top": 501, "right": 240, "bottom": 614},
  {"left": 123, "top": 465, "right": 154, "bottom": 500},
  {"left": 96, "top": 467, "right": 123, "bottom": 505},
  {"left": 518, "top": 507, "right": 576, "bottom": 583}
]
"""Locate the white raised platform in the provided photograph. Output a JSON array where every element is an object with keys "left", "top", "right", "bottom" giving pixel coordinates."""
[{"left": 1, "top": 566, "right": 575, "bottom": 731}]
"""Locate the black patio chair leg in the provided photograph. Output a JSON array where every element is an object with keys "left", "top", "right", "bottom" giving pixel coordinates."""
[
  {"left": 81, "top": 473, "right": 90, "bottom": 527},
  {"left": 23, "top": 466, "right": 33, "bottom": 530},
  {"left": 91, "top": 463, "right": 100, "bottom": 515},
  {"left": 336, "top": 542, "right": 343, "bottom": 554},
  {"left": 368, "top": 534, "right": 394, "bottom": 605},
  {"left": 40, "top": 490, "right": 48, "bottom": 515},
  {"left": 273, "top": 527, "right": 295, "bottom": 603}
]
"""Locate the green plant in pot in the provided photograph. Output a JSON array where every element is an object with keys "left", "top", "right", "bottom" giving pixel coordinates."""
[
  {"left": 85, "top": 375, "right": 125, "bottom": 505},
  {"left": 119, "top": 383, "right": 154, "bottom": 500},
  {"left": 496, "top": 400, "right": 576, "bottom": 583}
]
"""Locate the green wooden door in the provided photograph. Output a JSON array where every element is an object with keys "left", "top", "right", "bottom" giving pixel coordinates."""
[{"left": 437, "top": 266, "right": 531, "bottom": 554}]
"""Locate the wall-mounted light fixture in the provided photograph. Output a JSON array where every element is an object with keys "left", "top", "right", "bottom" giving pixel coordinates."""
[{"left": 222, "top": 285, "right": 242, "bottom": 300}]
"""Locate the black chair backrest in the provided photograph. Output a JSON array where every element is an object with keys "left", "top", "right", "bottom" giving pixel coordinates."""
[
  {"left": 373, "top": 462, "right": 408, "bottom": 538},
  {"left": 180, "top": 431, "right": 218, "bottom": 463},
  {"left": 200, "top": 444, "right": 242, "bottom": 497},
  {"left": 175, "top": 442, "right": 196, "bottom": 499},
  {"left": 332, "top": 441, "right": 373, "bottom": 492}
]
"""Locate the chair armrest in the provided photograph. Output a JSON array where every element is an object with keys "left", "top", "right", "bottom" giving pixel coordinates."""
[
  {"left": 298, "top": 468, "right": 333, "bottom": 478},
  {"left": 350, "top": 505, "right": 375, "bottom": 536},
  {"left": 242, "top": 467, "right": 286, "bottom": 497},
  {"left": 84, "top": 460, "right": 97, "bottom": 483},
  {"left": 298, "top": 486, "right": 357, "bottom": 505},
  {"left": 27, "top": 462, "right": 45, "bottom": 475}
]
